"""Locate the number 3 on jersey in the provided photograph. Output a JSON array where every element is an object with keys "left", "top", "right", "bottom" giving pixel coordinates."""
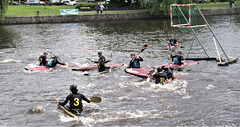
[{"left": 74, "top": 98, "right": 79, "bottom": 106}]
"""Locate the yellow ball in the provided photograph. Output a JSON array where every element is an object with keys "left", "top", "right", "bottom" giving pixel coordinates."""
[{"left": 36, "top": 106, "right": 44, "bottom": 113}]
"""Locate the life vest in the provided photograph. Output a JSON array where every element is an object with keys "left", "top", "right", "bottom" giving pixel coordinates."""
[
  {"left": 39, "top": 55, "right": 48, "bottom": 66},
  {"left": 162, "top": 70, "right": 168, "bottom": 76},
  {"left": 174, "top": 56, "right": 180, "bottom": 65},
  {"left": 47, "top": 58, "right": 55, "bottom": 67},
  {"left": 131, "top": 59, "right": 140, "bottom": 68},
  {"left": 170, "top": 39, "right": 176, "bottom": 46}
]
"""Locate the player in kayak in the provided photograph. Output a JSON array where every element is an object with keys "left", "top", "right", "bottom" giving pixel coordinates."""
[
  {"left": 170, "top": 51, "right": 184, "bottom": 67},
  {"left": 127, "top": 54, "right": 143, "bottom": 68},
  {"left": 162, "top": 66, "right": 175, "bottom": 81},
  {"left": 38, "top": 52, "right": 49, "bottom": 66},
  {"left": 167, "top": 36, "right": 179, "bottom": 47},
  {"left": 93, "top": 56, "right": 112, "bottom": 72},
  {"left": 58, "top": 85, "right": 90, "bottom": 114},
  {"left": 151, "top": 67, "right": 169, "bottom": 84},
  {"left": 46, "top": 56, "right": 66, "bottom": 68}
]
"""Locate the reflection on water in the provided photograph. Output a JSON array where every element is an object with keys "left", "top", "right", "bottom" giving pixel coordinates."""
[
  {"left": 0, "top": 15, "right": 240, "bottom": 126},
  {"left": 0, "top": 26, "right": 17, "bottom": 49}
]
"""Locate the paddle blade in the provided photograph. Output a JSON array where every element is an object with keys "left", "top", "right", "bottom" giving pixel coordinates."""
[
  {"left": 109, "top": 66, "right": 112, "bottom": 73},
  {"left": 90, "top": 97, "right": 102, "bottom": 103},
  {"left": 140, "top": 44, "right": 148, "bottom": 52},
  {"left": 83, "top": 72, "right": 89, "bottom": 76}
]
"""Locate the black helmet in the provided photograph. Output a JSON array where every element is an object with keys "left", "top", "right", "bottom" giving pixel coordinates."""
[
  {"left": 100, "top": 56, "right": 105, "bottom": 60},
  {"left": 130, "top": 54, "right": 135, "bottom": 56},
  {"left": 70, "top": 85, "right": 77, "bottom": 90},
  {"left": 53, "top": 56, "right": 59, "bottom": 58},
  {"left": 43, "top": 52, "right": 48, "bottom": 55},
  {"left": 177, "top": 51, "right": 182, "bottom": 54},
  {"left": 157, "top": 67, "right": 162, "bottom": 72},
  {"left": 98, "top": 52, "right": 102, "bottom": 55}
]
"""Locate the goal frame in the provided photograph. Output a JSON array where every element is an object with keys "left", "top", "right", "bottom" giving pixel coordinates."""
[{"left": 170, "top": 4, "right": 203, "bottom": 28}]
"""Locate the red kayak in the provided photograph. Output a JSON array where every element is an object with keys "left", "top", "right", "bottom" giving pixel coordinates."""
[
  {"left": 154, "top": 62, "right": 199, "bottom": 68},
  {"left": 125, "top": 67, "right": 152, "bottom": 78},
  {"left": 125, "top": 67, "right": 189, "bottom": 79},
  {"left": 165, "top": 45, "right": 177, "bottom": 49},
  {"left": 72, "top": 64, "right": 123, "bottom": 71},
  {"left": 25, "top": 66, "right": 61, "bottom": 71}
]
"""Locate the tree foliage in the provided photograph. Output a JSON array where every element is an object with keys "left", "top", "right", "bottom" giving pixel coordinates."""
[
  {"left": 0, "top": 0, "right": 8, "bottom": 19},
  {"left": 139, "top": 0, "right": 192, "bottom": 16}
]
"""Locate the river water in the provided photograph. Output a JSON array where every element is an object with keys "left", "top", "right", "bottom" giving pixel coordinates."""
[{"left": 0, "top": 15, "right": 239, "bottom": 126}]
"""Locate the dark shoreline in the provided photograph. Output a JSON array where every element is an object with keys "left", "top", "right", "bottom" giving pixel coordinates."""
[{"left": 1, "top": 8, "right": 240, "bottom": 25}]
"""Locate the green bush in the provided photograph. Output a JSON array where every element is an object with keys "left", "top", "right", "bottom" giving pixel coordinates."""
[{"left": 75, "top": 2, "right": 98, "bottom": 9}]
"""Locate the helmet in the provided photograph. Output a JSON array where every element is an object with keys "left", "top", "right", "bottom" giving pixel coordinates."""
[
  {"left": 177, "top": 51, "right": 182, "bottom": 54},
  {"left": 53, "top": 56, "right": 59, "bottom": 58},
  {"left": 100, "top": 56, "right": 105, "bottom": 60},
  {"left": 157, "top": 67, "right": 162, "bottom": 72},
  {"left": 70, "top": 85, "right": 77, "bottom": 90},
  {"left": 130, "top": 54, "right": 135, "bottom": 57},
  {"left": 98, "top": 52, "right": 102, "bottom": 55},
  {"left": 43, "top": 52, "right": 48, "bottom": 55}
]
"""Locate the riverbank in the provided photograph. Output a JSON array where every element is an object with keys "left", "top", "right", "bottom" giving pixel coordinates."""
[
  {"left": 1, "top": 8, "right": 240, "bottom": 25},
  {"left": 5, "top": 1, "right": 240, "bottom": 17}
]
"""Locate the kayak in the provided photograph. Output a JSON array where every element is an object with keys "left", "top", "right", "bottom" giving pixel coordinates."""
[
  {"left": 72, "top": 64, "right": 123, "bottom": 71},
  {"left": 25, "top": 66, "right": 61, "bottom": 71},
  {"left": 125, "top": 67, "right": 152, "bottom": 78},
  {"left": 84, "top": 64, "right": 124, "bottom": 76},
  {"left": 165, "top": 45, "right": 177, "bottom": 49},
  {"left": 154, "top": 62, "right": 199, "bottom": 68},
  {"left": 125, "top": 67, "right": 188, "bottom": 79},
  {"left": 58, "top": 105, "right": 81, "bottom": 118}
]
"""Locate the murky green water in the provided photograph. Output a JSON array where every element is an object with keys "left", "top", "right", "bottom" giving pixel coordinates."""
[{"left": 0, "top": 15, "right": 240, "bottom": 126}]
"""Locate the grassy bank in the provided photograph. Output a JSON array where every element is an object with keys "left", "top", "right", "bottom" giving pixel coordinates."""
[
  {"left": 5, "top": 5, "right": 148, "bottom": 17},
  {"left": 197, "top": 1, "right": 240, "bottom": 10},
  {"left": 5, "top": 1, "right": 240, "bottom": 17},
  {"left": 5, "top": 6, "right": 75, "bottom": 17}
]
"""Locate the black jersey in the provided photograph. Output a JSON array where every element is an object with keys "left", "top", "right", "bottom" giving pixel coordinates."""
[
  {"left": 153, "top": 73, "right": 167, "bottom": 84},
  {"left": 60, "top": 93, "right": 90, "bottom": 111},
  {"left": 38, "top": 55, "right": 48, "bottom": 66}
]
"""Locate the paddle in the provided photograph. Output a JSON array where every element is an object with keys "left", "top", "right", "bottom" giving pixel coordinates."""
[
  {"left": 84, "top": 64, "right": 123, "bottom": 76},
  {"left": 163, "top": 60, "right": 172, "bottom": 73},
  {"left": 89, "top": 97, "right": 102, "bottom": 103},
  {"left": 87, "top": 58, "right": 93, "bottom": 62},
  {"left": 56, "top": 96, "right": 102, "bottom": 103},
  {"left": 138, "top": 44, "right": 148, "bottom": 55}
]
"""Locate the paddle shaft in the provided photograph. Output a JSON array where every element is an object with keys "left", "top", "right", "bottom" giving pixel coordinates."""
[
  {"left": 56, "top": 97, "right": 101, "bottom": 103},
  {"left": 163, "top": 60, "right": 172, "bottom": 73}
]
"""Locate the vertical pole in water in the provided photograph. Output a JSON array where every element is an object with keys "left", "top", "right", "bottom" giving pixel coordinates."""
[
  {"left": 197, "top": 7, "right": 229, "bottom": 62},
  {"left": 177, "top": 5, "right": 210, "bottom": 58},
  {"left": 170, "top": 5, "right": 173, "bottom": 27},
  {"left": 213, "top": 37, "right": 222, "bottom": 63}
]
